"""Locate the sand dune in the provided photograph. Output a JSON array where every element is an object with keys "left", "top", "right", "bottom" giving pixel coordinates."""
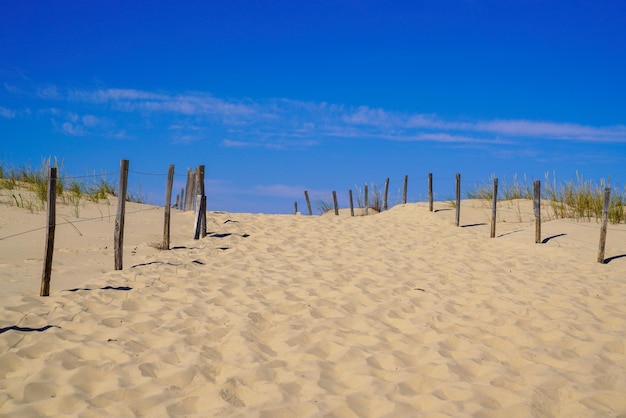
[{"left": 1, "top": 196, "right": 625, "bottom": 417}]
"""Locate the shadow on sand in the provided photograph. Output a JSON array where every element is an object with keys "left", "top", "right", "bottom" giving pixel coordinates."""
[
  {"left": 0, "top": 325, "right": 61, "bottom": 334},
  {"left": 603, "top": 254, "right": 626, "bottom": 264},
  {"left": 65, "top": 285, "right": 133, "bottom": 292},
  {"left": 461, "top": 223, "right": 487, "bottom": 228},
  {"left": 542, "top": 233, "right": 567, "bottom": 244}
]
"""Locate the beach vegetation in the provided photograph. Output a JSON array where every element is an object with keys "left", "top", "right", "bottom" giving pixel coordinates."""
[
  {"left": 354, "top": 183, "right": 385, "bottom": 212},
  {"left": 466, "top": 172, "right": 625, "bottom": 224},
  {"left": 0, "top": 158, "right": 144, "bottom": 215},
  {"left": 316, "top": 197, "right": 334, "bottom": 214}
]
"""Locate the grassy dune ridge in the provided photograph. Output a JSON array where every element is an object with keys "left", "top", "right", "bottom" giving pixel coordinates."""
[
  {"left": 2, "top": 159, "right": 624, "bottom": 223},
  {"left": 0, "top": 158, "right": 141, "bottom": 216},
  {"left": 467, "top": 173, "right": 625, "bottom": 224}
]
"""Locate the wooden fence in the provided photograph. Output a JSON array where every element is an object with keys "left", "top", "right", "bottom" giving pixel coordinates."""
[
  {"left": 36, "top": 159, "right": 207, "bottom": 296},
  {"left": 6, "top": 163, "right": 620, "bottom": 296},
  {"left": 300, "top": 173, "right": 619, "bottom": 265}
]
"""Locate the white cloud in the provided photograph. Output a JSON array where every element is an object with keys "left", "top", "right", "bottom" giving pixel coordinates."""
[
  {"left": 53, "top": 111, "right": 125, "bottom": 139},
  {"left": 3, "top": 83, "right": 21, "bottom": 94},
  {"left": 70, "top": 88, "right": 256, "bottom": 120},
  {"left": 0, "top": 106, "right": 16, "bottom": 118},
  {"left": 471, "top": 119, "right": 626, "bottom": 142},
  {"left": 22, "top": 82, "right": 626, "bottom": 146},
  {"left": 408, "top": 133, "right": 507, "bottom": 144},
  {"left": 342, "top": 106, "right": 393, "bottom": 126},
  {"left": 339, "top": 105, "right": 626, "bottom": 143},
  {"left": 222, "top": 139, "right": 252, "bottom": 148},
  {"left": 171, "top": 134, "right": 202, "bottom": 144},
  {"left": 82, "top": 114, "right": 100, "bottom": 127},
  {"left": 61, "top": 122, "right": 85, "bottom": 136},
  {"left": 37, "top": 85, "right": 58, "bottom": 99}
]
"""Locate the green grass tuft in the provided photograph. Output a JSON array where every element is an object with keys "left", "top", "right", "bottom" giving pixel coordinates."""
[
  {"left": 466, "top": 172, "right": 625, "bottom": 224},
  {"left": 0, "top": 158, "right": 144, "bottom": 215}
]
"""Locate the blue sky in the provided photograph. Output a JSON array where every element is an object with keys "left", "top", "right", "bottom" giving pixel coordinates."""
[{"left": 1, "top": 0, "right": 625, "bottom": 213}]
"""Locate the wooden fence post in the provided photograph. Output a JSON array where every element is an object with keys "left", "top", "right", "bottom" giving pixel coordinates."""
[
  {"left": 40, "top": 167, "right": 57, "bottom": 296},
  {"left": 349, "top": 189, "right": 354, "bottom": 217},
  {"left": 428, "top": 173, "right": 433, "bottom": 212},
  {"left": 384, "top": 178, "right": 390, "bottom": 211},
  {"left": 533, "top": 180, "right": 541, "bottom": 243},
  {"left": 364, "top": 184, "right": 369, "bottom": 215},
  {"left": 194, "top": 195, "right": 206, "bottom": 240},
  {"left": 490, "top": 178, "right": 498, "bottom": 238},
  {"left": 403, "top": 175, "right": 408, "bottom": 204},
  {"left": 196, "top": 165, "right": 206, "bottom": 238},
  {"left": 294, "top": 201, "right": 298, "bottom": 214},
  {"left": 162, "top": 164, "right": 174, "bottom": 250},
  {"left": 455, "top": 173, "right": 461, "bottom": 226},
  {"left": 332, "top": 191, "right": 339, "bottom": 215},
  {"left": 597, "top": 187, "right": 611, "bottom": 263},
  {"left": 304, "top": 191, "right": 312, "bottom": 215},
  {"left": 114, "top": 159, "right": 129, "bottom": 270},
  {"left": 184, "top": 168, "right": 195, "bottom": 211},
  {"left": 196, "top": 165, "right": 205, "bottom": 195},
  {"left": 180, "top": 188, "right": 185, "bottom": 211}
]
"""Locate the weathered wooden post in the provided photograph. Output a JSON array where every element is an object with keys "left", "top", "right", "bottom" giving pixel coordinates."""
[
  {"left": 40, "top": 167, "right": 57, "bottom": 296},
  {"left": 490, "top": 178, "right": 498, "bottom": 238},
  {"left": 349, "top": 190, "right": 355, "bottom": 217},
  {"left": 114, "top": 159, "right": 129, "bottom": 270},
  {"left": 180, "top": 188, "right": 185, "bottom": 211},
  {"left": 162, "top": 164, "right": 174, "bottom": 250},
  {"left": 428, "top": 173, "right": 433, "bottom": 212},
  {"left": 196, "top": 165, "right": 206, "bottom": 238},
  {"left": 364, "top": 184, "right": 369, "bottom": 215},
  {"left": 332, "top": 191, "right": 339, "bottom": 215},
  {"left": 294, "top": 201, "right": 298, "bottom": 214},
  {"left": 402, "top": 175, "right": 408, "bottom": 204},
  {"left": 304, "top": 191, "right": 312, "bottom": 215},
  {"left": 196, "top": 165, "right": 205, "bottom": 194},
  {"left": 597, "top": 187, "right": 611, "bottom": 263},
  {"left": 383, "top": 178, "right": 390, "bottom": 211},
  {"left": 194, "top": 195, "right": 206, "bottom": 240},
  {"left": 533, "top": 180, "right": 541, "bottom": 243},
  {"left": 184, "top": 168, "right": 194, "bottom": 211},
  {"left": 455, "top": 173, "right": 461, "bottom": 226}
]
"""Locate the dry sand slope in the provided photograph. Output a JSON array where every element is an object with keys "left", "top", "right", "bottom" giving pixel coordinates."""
[{"left": 1, "top": 198, "right": 626, "bottom": 417}]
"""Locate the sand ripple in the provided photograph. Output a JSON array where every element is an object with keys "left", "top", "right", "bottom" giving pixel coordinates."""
[{"left": 1, "top": 202, "right": 625, "bottom": 417}]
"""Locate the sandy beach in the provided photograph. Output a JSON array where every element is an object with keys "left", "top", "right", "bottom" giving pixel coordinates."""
[{"left": 1, "top": 195, "right": 625, "bottom": 417}]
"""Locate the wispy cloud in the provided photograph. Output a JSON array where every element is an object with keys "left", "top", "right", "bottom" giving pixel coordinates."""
[
  {"left": 340, "top": 105, "right": 626, "bottom": 144},
  {"left": 221, "top": 139, "right": 256, "bottom": 148},
  {"left": 0, "top": 106, "right": 16, "bottom": 119},
  {"left": 60, "top": 122, "right": 86, "bottom": 136},
  {"left": 8, "top": 82, "right": 626, "bottom": 146},
  {"left": 47, "top": 109, "right": 126, "bottom": 138},
  {"left": 472, "top": 119, "right": 626, "bottom": 142},
  {"left": 3, "top": 83, "right": 22, "bottom": 94},
  {"left": 69, "top": 88, "right": 256, "bottom": 121},
  {"left": 37, "top": 85, "right": 59, "bottom": 99}
]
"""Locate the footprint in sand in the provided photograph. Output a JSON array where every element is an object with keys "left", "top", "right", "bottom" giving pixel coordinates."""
[
  {"left": 220, "top": 378, "right": 246, "bottom": 407},
  {"left": 247, "top": 311, "right": 274, "bottom": 331}
]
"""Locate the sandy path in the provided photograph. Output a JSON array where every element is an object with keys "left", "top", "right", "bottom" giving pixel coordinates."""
[{"left": 1, "top": 199, "right": 625, "bottom": 417}]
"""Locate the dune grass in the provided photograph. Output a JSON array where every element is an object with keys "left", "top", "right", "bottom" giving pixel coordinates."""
[
  {"left": 316, "top": 183, "right": 386, "bottom": 215},
  {"left": 316, "top": 197, "right": 335, "bottom": 215},
  {"left": 0, "top": 158, "right": 140, "bottom": 216},
  {"left": 354, "top": 183, "right": 386, "bottom": 212},
  {"left": 0, "top": 158, "right": 63, "bottom": 212},
  {"left": 467, "top": 172, "right": 625, "bottom": 224}
]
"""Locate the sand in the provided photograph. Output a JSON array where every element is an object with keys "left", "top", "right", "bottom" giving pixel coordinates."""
[{"left": 1, "top": 194, "right": 625, "bottom": 417}]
